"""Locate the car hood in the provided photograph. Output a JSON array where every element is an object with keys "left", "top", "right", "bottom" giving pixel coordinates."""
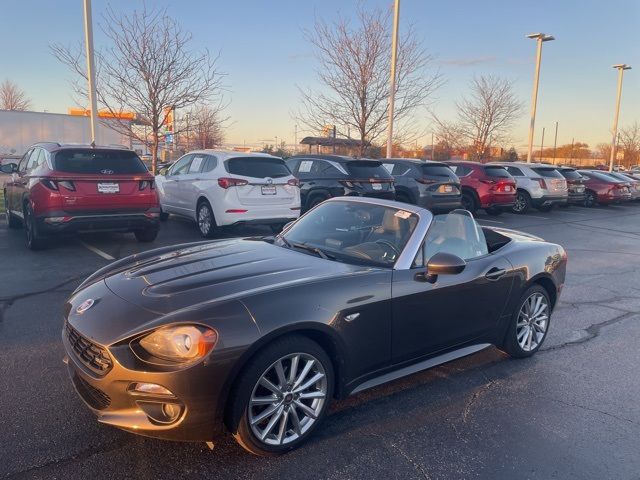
[{"left": 101, "top": 238, "right": 371, "bottom": 315}]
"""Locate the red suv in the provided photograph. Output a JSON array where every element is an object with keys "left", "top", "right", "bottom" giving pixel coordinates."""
[
  {"left": 2, "top": 143, "right": 160, "bottom": 249},
  {"left": 446, "top": 161, "right": 517, "bottom": 215}
]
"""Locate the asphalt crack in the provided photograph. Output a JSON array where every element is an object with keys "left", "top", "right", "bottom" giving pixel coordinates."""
[
  {"left": 369, "top": 433, "right": 431, "bottom": 480},
  {"left": 540, "top": 396, "right": 638, "bottom": 426},
  {"left": 462, "top": 377, "right": 499, "bottom": 424}
]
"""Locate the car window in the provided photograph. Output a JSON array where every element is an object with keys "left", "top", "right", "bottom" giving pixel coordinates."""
[
  {"left": 281, "top": 201, "right": 418, "bottom": 267},
  {"left": 449, "top": 165, "right": 472, "bottom": 177},
  {"left": 18, "top": 149, "right": 33, "bottom": 172},
  {"left": 506, "top": 166, "right": 524, "bottom": 176},
  {"left": 421, "top": 164, "right": 457, "bottom": 180},
  {"left": 483, "top": 166, "right": 512, "bottom": 178},
  {"left": 202, "top": 155, "right": 217, "bottom": 173},
  {"left": 415, "top": 211, "right": 488, "bottom": 265},
  {"left": 53, "top": 149, "right": 148, "bottom": 174},
  {"left": 226, "top": 157, "right": 291, "bottom": 178},
  {"left": 560, "top": 169, "right": 582, "bottom": 181},
  {"left": 188, "top": 155, "right": 206, "bottom": 173},
  {"left": 382, "top": 163, "right": 410, "bottom": 176},
  {"left": 169, "top": 155, "right": 193, "bottom": 176},
  {"left": 346, "top": 160, "right": 392, "bottom": 180},
  {"left": 311, "top": 160, "right": 344, "bottom": 177},
  {"left": 285, "top": 158, "right": 300, "bottom": 173},
  {"left": 531, "top": 167, "right": 564, "bottom": 179},
  {"left": 26, "top": 148, "right": 42, "bottom": 171}
]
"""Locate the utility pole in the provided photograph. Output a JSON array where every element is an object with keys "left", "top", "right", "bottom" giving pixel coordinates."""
[
  {"left": 525, "top": 33, "right": 554, "bottom": 163},
  {"left": 332, "top": 125, "right": 337, "bottom": 154},
  {"left": 386, "top": 0, "right": 400, "bottom": 158},
  {"left": 83, "top": 0, "right": 99, "bottom": 146},
  {"left": 552, "top": 121, "right": 558, "bottom": 163},
  {"left": 609, "top": 64, "right": 632, "bottom": 172}
]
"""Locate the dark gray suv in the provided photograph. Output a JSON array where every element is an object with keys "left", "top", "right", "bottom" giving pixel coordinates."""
[{"left": 381, "top": 158, "right": 461, "bottom": 212}]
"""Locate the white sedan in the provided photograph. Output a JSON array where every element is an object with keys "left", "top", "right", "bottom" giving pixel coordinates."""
[{"left": 155, "top": 151, "right": 301, "bottom": 236}]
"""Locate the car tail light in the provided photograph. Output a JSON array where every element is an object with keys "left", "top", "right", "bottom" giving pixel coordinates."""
[
  {"left": 139, "top": 180, "right": 154, "bottom": 190},
  {"left": 58, "top": 180, "right": 76, "bottom": 191},
  {"left": 287, "top": 178, "right": 300, "bottom": 187},
  {"left": 41, "top": 179, "right": 76, "bottom": 191},
  {"left": 225, "top": 209, "right": 248, "bottom": 213},
  {"left": 218, "top": 177, "right": 249, "bottom": 189},
  {"left": 416, "top": 178, "right": 437, "bottom": 185},
  {"left": 534, "top": 178, "right": 547, "bottom": 189}
]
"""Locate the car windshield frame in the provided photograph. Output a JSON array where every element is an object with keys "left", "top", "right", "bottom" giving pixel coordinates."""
[{"left": 276, "top": 198, "right": 431, "bottom": 269}]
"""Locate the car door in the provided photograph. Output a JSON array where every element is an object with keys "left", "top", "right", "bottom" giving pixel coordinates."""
[
  {"left": 10, "top": 148, "right": 37, "bottom": 214},
  {"left": 161, "top": 155, "right": 192, "bottom": 213},
  {"left": 391, "top": 212, "right": 514, "bottom": 363},
  {"left": 177, "top": 153, "right": 211, "bottom": 217}
]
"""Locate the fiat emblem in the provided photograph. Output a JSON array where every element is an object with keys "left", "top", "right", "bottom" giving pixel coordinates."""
[{"left": 76, "top": 299, "right": 95, "bottom": 314}]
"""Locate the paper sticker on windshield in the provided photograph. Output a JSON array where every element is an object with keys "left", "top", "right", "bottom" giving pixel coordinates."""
[
  {"left": 395, "top": 210, "right": 411, "bottom": 219},
  {"left": 298, "top": 160, "right": 313, "bottom": 172}
]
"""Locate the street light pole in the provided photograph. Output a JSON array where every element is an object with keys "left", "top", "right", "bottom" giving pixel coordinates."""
[
  {"left": 386, "top": 0, "right": 400, "bottom": 158},
  {"left": 526, "top": 33, "right": 554, "bottom": 163},
  {"left": 609, "top": 64, "right": 632, "bottom": 172},
  {"left": 552, "top": 121, "right": 558, "bottom": 163},
  {"left": 83, "top": 0, "right": 99, "bottom": 146}
]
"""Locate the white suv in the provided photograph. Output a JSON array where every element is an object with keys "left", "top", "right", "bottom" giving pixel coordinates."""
[
  {"left": 156, "top": 151, "right": 300, "bottom": 236},
  {"left": 486, "top": 162, "right": 568, "bottom": 213}
]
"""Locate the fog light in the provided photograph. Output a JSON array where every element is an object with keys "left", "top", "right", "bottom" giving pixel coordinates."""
[{"left": 131, "top": 382, "right": 173, "bottom": 396}]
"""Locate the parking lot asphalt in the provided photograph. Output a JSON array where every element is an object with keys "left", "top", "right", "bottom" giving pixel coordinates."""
[{"left": 1, "top": 203, "right": 639, "bottom": 480}]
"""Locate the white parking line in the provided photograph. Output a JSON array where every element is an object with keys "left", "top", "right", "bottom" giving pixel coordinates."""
[
  {"left": 521, "top": 214, "right": 549, "bottom": 220},
  {"left": 477, "top": 218, "right": 504, "bottom": 224},
  {"left": 80, "top": 241, "right": 115, "bottom": 261}
]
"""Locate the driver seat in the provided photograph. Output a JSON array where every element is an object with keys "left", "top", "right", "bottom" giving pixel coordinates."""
[{"left": 367, "top": 209, "right": 403, "bottom": 246}]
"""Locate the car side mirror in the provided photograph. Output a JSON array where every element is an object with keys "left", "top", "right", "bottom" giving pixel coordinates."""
[
  {"left": 0, "top": 163, "right": 18, "bottom": 174},
  {"left": 427, "top": 252, "right": 466, "bottom": 275},
  {"left": 159, "top": 168, "right": 168, "bottom": 176}
]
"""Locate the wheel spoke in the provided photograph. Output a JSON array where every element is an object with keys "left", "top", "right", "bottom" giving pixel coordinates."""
[
  {"left": 251, "top": 403, "right": 280, "bottom": 426},
  {"left": 517, "top": 325, "right": 529, "bottom": 341},
  {"left": 260, "top": 405, "right": 284, "bottom": 440},
  {"left": 299, "top": 391, "right": 325, "bottom": 400},
  {"left": 290, "top": 406, "right": 302, "bottom": 436},
  {"left": 274, "top": 360, "right": 287, "bottom": 390},
  {"left": 293, "top": 359, "right": 314, "bottom": 390},
  {"left": 259, "top": 377, "right": 282, "bottom": 396},
  {"left": 251, "top": 395, "right": 278, "bottom": 406},
  {"left": 288, "top": 355, "right": 299, "bottom": 384},
  {"left": 294, "top": 372, "right": 324, "bottom": 393},
  {"left": 294, "top": 400, "right": 317, "bottom": 419},
  {"left": 276, "top": 408, "right": 290, "bottom": 445},
  {"left": 526, "top": 328, "right": 533, "bottom": 350}
]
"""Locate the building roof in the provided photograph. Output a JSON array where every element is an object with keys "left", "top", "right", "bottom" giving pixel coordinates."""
[{"left": 299, "top": 136, "right": 370, "bottom": 148}]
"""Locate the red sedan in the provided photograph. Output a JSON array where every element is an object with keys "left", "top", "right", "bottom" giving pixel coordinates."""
[
  {"left": 447, "top": 161, "right": 517, "bottom": 215},
  {"left": 577, "top": 170, "right": 632, "bottom": 207}
]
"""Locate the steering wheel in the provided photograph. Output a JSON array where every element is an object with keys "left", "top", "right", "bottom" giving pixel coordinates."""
[{"left": 375, "top": 240, "right": 400, "bottom": 258}]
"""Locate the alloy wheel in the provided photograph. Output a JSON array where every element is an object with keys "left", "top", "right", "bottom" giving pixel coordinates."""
[
  {"left": 248, "top": 353, "right": 327, "bottom": 446},
  {"left": 513, "top": 193, "right": 526, "bottom": 212},
  {"left": 584, "top": 192, "right": 596, "bottom": 207},
  {"left": 516, "top": 292, "right": 549, "bottom": 352},
  {"left": 198, "top": 204, "right": 212, "bottom": 235}
]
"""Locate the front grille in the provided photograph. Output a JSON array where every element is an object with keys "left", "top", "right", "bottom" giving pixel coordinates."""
[
  {"left": 71, "top": 370, "right": 111, "bottom": 410},
  {"left": 66, "top": 323, "right": 113, "bottom": 376}
]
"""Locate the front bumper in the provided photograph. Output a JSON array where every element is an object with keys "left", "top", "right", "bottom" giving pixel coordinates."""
[
  {"left": 216, "top": 205, "right": 301, "bottom": 227},
  {"left": 37, "top": 209, "right": 160, "bottom": 234},
  {"left": 62, "top": 326, "right": 226, "bottom": 442}
]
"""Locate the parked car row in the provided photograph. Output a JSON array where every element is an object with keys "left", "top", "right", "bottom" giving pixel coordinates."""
[{"left": 3, "top": 144, "right": 640, "bottom": 250}]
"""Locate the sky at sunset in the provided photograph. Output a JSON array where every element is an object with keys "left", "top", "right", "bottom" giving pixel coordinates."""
[{"left": 1, "top": 0, "right": 639, "bottom": 151}]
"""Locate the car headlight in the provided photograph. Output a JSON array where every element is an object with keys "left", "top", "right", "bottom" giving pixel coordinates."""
[{"left": 139, "top": 325, "right": 217, "bottom": 363}]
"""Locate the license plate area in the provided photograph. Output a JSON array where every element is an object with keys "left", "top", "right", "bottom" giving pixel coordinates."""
[
  {"left": 261, "top": 185, "right": 277, "bottom": 195},
  {"left": 97, "top": 182, "right": 119, "bottom": 194},
  {"left": 371, "top": 183, "right": 382, "bottom": 190},
  {"left": 439, "top": 185, "right": 453, "bottom": 193}
]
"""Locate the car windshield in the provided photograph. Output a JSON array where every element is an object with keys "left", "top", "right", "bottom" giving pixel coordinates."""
[
  {"left": 531, "top": 167, "right": 564, "bottom": 179},
  {"left": 226, "top": 157, "right": 291, "bottom": 178},
  {"left": 279, "top": 201, "right": 418, "bottom": 267},
  {"left": 560, "top": 169, "right": 583, "bottom": 180},
  {"left": 421, "top": 164, "right": 457, "bottom": 179},
  {"left": 53, "top": 149, "right": 148, "bottom": 174},
  {"left": 483, "top": 166, "right": 512, "bottom": 178}
]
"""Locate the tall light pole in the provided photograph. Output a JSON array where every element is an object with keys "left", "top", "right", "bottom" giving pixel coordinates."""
[
  {"left": 83, "top": 0, "right": 99, "bottom": 146},
  {"left": 386, "top": 0, "right": 400, "bottom": 158},
  {"left": 525, "top": 33, "right": 554, "bottom": 163},
  {"left": 552, "top": 121, "right": 558, "bottom": 163},
  {"left": 609, "top": 64, "right": 632, "bottom": 172}
]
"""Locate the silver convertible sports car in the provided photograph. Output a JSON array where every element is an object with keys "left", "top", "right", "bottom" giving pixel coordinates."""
[{"left": 63, "top": 197, "right": 567, "bottom": 455}]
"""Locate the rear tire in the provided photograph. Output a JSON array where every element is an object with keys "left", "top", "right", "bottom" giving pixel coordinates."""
[
  {"left": 228, "top": 335, "right": 334, "bottom": 456},
  {"left": 512, "top": 190, "right": 531, "bottom": 214},
  {"left": 23, "top": 203, "right": 44, "bottom": 250},
  {"left": 134, "top": 227, "right": 159, "bottom": 243},
  {"left": 500, "top": 284, "right": 551, "bottom": 358},
  {"left": 197, "top": 200, "right": 217, "bottom": 238},
  {"left": 583, "top": 190, "right": 597, "bottom": 208},
  {"left": 461, "top": 191, "right": 478, "bottom": 215}
]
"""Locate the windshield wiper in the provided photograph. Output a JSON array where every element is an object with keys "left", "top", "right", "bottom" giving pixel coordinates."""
[{"left": 289, "top": 241, "right": 334, "bottom": 260}]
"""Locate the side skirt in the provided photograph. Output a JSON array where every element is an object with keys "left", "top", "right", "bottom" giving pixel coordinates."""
[{"left": 350, "top": 343, "right": 492, "bottom": 395}]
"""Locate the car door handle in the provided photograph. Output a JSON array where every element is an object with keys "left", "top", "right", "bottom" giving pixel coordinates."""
[{"left": 485, "top": 267, "right": 506, "bottom": 280}]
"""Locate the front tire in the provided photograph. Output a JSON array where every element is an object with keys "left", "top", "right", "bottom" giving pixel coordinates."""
[
  {"left": 500, "top": 285, "right": 551, "bottom": 358},
  {"left": 197, "top": 200, "right": 217, "bottom": 238},
  {"left": 584, "top": 190, "right": 597, "bottom": 208},
  {"left": 134, "top": 227, "right": 159, "bottom": 243},
  {"left": 461, "top": 191, "right": 478, "bottom": 215},
  {"left": 228, "top": 335, "right": 334, "bottom": 456}
]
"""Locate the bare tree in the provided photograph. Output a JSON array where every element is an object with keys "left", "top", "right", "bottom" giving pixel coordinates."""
[
  {"left": 0, "top": 79, "right": 32, "bottom": 111},
  {"left": 185, "top": 102, "right": 229, "bottom": 149},
  {"left": 619, "top": 122, "right": 640, "bottom": 167},
  {"left": 296, "top": 6, "right": 442, "bottom": 156},
  {"left": 51, "top": 4, "right": 224, "bottom": 173},
  {"left": 433, "top": 75, "right": 524, "bottom": 159}
]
